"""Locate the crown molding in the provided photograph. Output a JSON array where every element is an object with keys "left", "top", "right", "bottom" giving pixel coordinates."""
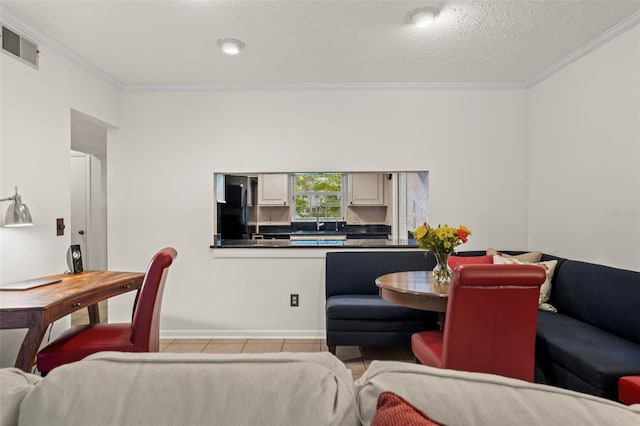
[
  {"left": 123, "top": 81, "right": 527, "bottom": 92},
  {"left": 0, "top": 5, "right": 125, "bottom": 90},
  {"left": 527, "top": 9, "right": 640, "bottom": 88},
  {"left": 2, "top": 4, "right": 638, "bottom": 93}
]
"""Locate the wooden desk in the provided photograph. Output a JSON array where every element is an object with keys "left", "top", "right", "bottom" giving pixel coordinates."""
[
  {"left": 0, "top": 270, "right": 144, "bottom": 372},
  {"left": 375, "top": 270, "right": 449, "bottom": 312}
]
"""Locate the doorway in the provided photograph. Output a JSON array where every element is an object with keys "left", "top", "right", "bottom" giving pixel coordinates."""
[{"left": 69, "top": 111, "right": 109, "bottom": 324}]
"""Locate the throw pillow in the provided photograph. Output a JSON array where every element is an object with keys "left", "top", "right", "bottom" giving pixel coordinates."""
[
  {"left": 448, "top": 255, "right": 493, "bottom": 269},
  {"left": 486, "top": 248, "right": 543, "bottom": 263},
  {"left": 372, "top": 392, "right": 443, "bottom": 426},
  {"left": 493, "top": 255, "right": 558, "bottom": 312}
]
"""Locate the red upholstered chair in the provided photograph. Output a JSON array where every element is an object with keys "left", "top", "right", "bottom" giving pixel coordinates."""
[
  {"left": 411, "top": 264, "right": 546, "bottom": 382},
  {"left": 619, "top": 376, "right": 640, "bottom": 405},
  {"left": 37, "top": 247, "right": 177, "bottom": 374},
  {"left": 448, "top": 254, "right": 493, "bottom": 269}
]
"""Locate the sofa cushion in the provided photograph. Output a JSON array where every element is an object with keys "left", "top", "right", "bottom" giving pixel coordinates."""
[
  {"left": 326, "top": 295, "right": 431, "bottom": 321},
  {"left": 486, "top": 248, "right": 543, "bottom": 263},
  {"left": 19, "top": 352, "right": 359, "bottom": 426},
  {"left": 551, "top": 260, "right": 640, "bottom": 344},
  {"left": 536, "top": 311, "right": 640, "bottom": 399},
  {"left": 0, "top": 368, "right": 41, "bottom": 426},
  {"left": 356, "top": 360, "right": 640, "bottom": 426},
  {"left": 493, "top": 256, "right": 558, "bottom": 310}
]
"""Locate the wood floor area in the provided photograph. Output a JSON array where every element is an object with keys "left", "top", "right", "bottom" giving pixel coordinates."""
[{"left": 160, "top": 339, "right": 416, "bottom": 379}]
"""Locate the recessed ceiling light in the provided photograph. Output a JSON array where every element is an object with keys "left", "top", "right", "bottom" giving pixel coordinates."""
[
  {"left": 407, "top": 7, "right": 440, "bottom": 28},
  {"left": 217, "top": 38, "right": 245, "bottom": 55}
]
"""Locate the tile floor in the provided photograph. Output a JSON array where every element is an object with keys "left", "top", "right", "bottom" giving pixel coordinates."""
[
  {"left": 71, "top": 300, "right": 108, "bottom": 326},
  {"left": 160, "top": 338, "right": 416, "bottom": 379},
  {"left": 70, "top": 311, "right": 415, "bottom": 378}
]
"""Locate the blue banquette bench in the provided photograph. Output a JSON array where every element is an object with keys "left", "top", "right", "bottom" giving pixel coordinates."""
[
  {"left": 324, "top": 251, "right": 439, "bottom": 354},
  {"left": 325, "top": 249, "right": 640, "bottom": 401}
]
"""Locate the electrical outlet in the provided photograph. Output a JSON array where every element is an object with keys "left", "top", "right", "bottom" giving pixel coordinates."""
[{"left": 290, "top": 294, "right": 299, "bottom": 307}]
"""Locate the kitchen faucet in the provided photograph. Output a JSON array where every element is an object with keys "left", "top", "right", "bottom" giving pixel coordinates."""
[{"left": 315, "top": 204, "right": 325, "bottom": 232}]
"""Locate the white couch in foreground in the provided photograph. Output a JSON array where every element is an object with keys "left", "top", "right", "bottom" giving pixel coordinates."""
[{"left": 2, "top": 352, "right": 639, "bottom": 426}]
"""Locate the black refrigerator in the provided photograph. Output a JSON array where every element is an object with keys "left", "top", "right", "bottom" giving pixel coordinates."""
[{"left": 219, "top": 184, "right": 248, "bottom": 239}]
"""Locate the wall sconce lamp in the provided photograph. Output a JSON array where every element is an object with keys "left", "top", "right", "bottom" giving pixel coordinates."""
[{"left": 0, "top": 187, "right": 33, "bottom": 227}]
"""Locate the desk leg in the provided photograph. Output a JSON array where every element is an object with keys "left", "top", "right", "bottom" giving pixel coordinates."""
[
  {"left": 15, "top": 318, "right": 45, "bottom": 373},
  {"left": 88, "top": 304, "right": 100, "bottom": 324}
]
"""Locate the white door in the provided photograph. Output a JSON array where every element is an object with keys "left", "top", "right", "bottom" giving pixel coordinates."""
[{"left": 70, "top": 153, "right": 89, "bottom": 268}]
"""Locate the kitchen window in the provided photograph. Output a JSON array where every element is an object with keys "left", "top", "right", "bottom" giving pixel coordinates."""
[{"left": 292, "top": 173, "right": 345, "bottom": 221}]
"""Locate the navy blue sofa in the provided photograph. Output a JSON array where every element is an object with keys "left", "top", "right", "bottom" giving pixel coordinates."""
[
  {"left": 325, "top": 251, "right": 439, "bottom": 354},
  {"left": 325, "top": 249, "right": 640, "bottom": 401},
  {"left": 534, "top": 259, "right": 640, "bottom": 401}
]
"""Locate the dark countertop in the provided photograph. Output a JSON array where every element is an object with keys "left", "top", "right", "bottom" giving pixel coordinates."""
[
  {"left": 253, "top": 224, "right": 391, "bottom": 240},
  {"left": 211, "top": 239, "right": 418, "bottom": 249},
  {"left": 254, "top": 232, "right": 390, "bottom": 240}
]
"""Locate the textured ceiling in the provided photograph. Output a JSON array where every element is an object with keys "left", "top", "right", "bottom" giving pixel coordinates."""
[{"left": 1, "top": 1, "right": 639, "bottom": 87}]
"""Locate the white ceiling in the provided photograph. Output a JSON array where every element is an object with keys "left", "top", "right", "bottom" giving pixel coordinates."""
[{"left": 1, "top": 1, "right": 639, "bottom": 89}]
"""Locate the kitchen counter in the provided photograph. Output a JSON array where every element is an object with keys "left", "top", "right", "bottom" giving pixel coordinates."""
[
  {"left": 255, "top": 231, "right": 390, "bottom": 240},
  {"left": 211, "top": 239, "right": 417, "bottom": 248},
  {"left": 251, "top": 224, "right": 391, "bottom": 241}
]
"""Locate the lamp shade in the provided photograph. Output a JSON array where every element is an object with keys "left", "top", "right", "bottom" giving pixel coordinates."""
[{"left": 2, "top": 187, "right": 33, "bottom": 227}]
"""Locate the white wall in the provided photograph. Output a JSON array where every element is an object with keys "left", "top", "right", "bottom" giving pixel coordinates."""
[
  {"left": 528, "top": 25, "right": 640, "bottom": 271},
  {"left": 107, "top": 89, "right": 529, "bottom": 337},
  {"left": 0, "top": 43, "right": 120, "bottom": 366},
  {"left": 6, "top": 20, "right": 635, "bottom": 363}
]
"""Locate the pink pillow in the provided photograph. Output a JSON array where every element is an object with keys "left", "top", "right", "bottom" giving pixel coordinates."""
[
  {"left": 448, "top": 255, "right": 493, "bottom": 269},
  {"left": 372, "top": 392, "right": 442, "bottom": 426}
]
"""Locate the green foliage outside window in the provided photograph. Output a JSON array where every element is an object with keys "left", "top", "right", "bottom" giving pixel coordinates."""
[{"left": 294, "top": 173, "right": 343, "bottom": 219}]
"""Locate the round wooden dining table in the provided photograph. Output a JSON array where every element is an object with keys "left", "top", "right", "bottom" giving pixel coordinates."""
[{"left": 375, "top": 270, "right": 449, "bottom": 316}]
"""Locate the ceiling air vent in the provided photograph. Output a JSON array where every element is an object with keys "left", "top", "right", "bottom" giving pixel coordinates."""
[{"left": 1, "top": 25, "right": 39, "bottom": 69}]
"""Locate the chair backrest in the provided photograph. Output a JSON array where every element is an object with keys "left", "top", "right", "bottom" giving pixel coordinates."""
[
  {"left": 441, "top": 264, "right": 545, "bottom": 382},
  {"left": 130, "top": 247, "right": 178, "bottom": 351}
]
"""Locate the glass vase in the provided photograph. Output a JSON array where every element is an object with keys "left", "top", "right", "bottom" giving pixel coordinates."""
[{"left": 432, "top": 251, "right": 453, "bottom": 284}]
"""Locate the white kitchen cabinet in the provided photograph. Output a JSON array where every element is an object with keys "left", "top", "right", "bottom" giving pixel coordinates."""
[
  {"left": 258, "top": 173, "right": 289, "bottom": 206},
  {"left": 348, "top": 173, "right": 385, "bottom": 206}
]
